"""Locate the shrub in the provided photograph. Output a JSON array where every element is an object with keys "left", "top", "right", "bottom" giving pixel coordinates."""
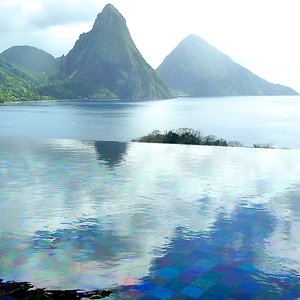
[
  {"left": 133, "top": 128, "right": 233, "bottom": 146},
  {"left": 253, "top": 144, "right": 274, "bottom": 149}
]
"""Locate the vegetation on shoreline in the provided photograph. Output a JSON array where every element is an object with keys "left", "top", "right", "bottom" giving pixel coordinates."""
[
  {"left": 0, "top": 56, "right": 52, "bottom": 103},
  {"left": 133, "top": 128, "right": 274, "bottom": 148},
  {"left": 0, "top": 279, "right": 112, "bottom": 299}
]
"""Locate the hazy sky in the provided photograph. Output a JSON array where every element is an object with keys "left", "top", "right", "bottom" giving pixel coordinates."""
[{"left": 0, "top": 0, "right": 299, "bottom": 91}]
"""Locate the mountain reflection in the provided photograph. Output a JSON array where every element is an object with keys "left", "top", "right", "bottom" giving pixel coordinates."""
[
  {"left": 31, "top": 218, "right": 134, "bottom": 262},
  {"left": 94, "top": 141, "right": 128, "bottom": 168},
  {"left": 116, "top": 205, "right": 299, "bottom": 299}
]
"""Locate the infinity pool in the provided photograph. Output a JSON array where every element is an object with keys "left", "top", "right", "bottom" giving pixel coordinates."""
[{"left": 0, "top": 137, "right": 300, "bottom": 299}]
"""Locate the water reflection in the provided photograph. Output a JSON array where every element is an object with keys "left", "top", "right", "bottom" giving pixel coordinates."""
[
  {"left": 94, "top": 141, "right": 128, "bottom": 168},
  {"left": 116, "top": 205, "right": 299, "bottom": 299},
  {"left": 0, "top": 137, "right": 300, "bottom": 295}
]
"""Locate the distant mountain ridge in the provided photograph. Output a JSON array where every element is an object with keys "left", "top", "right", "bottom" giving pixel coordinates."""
[
  {"left": 157, "top": 34, "right": 298, "bottom": 96},
  {"left": 0, "top": 5, "right": 298, "bottom": 102},
  {"left": 1, "top": 46, "right": 55, "bottom": 73}
]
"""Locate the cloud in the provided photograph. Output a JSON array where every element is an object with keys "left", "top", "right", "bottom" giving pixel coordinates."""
[
  {"left": 0, "top": 1, "right": 25, "bottom": 30},
  {"left": 0, "top": 0, "right": 105, "bottom": 56},
  {"left": 28, "top": 0, "right": 104, "bottom": 28},
  {"left": 0, "top": 0, "right": 104, "bottom": 29}
]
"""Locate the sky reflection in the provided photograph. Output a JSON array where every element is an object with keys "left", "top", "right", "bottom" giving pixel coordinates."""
[{"left": 0, "top": 137, "right": 300, "bottom": 292}]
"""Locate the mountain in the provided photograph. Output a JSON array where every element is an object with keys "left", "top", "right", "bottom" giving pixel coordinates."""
[
  {"left": 1, "top": 46, "right": 55, "bottom": 73},
  {"left": 0, "top": 56, "right": 48, "bottom": 102},
  {"left": 157, "top": 34, "right": 298, "bottom": 97},
  {"left": 57, "top": 4, "right": 173, "bottom": 100}
]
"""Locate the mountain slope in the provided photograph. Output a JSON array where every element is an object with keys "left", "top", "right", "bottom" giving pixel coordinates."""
[
  {"left": 0, "top": 56, "right": 48, "bottom": 102},
  {"left": 157, "top": 35, "right": 298, "bottom": 97},
  {"left": 1, "top": 46, "right": 55, "bottom": 73},
  {"left": 59, "top": 4, "right": 173, "bottom": 100}
]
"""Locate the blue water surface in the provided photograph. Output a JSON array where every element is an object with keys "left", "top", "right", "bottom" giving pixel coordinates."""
[
  {"left": 0, "top": 137, "right": 300, "bottom": 299},
  {"left": 1, "top": 96, "right": 300, "bottom": 148}
]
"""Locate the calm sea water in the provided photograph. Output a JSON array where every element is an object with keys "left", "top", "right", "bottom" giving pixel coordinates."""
[
  {"left": 1, "top": 96, "right": 300, "bottom": 148},
  {"left": 0, "top": 137, "right": 300, "bottom": 298}
]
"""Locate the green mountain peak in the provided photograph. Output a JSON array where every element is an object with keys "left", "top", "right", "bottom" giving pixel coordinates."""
[
  {"left": 59, "top": 4, "right": 174, "bottom": 100},
  {"left": 1, "top": 45, "right": 55, "bottom": 73},
  {"left": 157, "top": 34, "right": 298, "bottom": 96},
  {"left": 93, "top": 4, "right": 126, "bottom": 32}
]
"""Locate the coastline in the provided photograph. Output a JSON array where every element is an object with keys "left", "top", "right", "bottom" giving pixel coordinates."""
[{"left": 0, "top": 279, "right": 112, "bottom": 299}]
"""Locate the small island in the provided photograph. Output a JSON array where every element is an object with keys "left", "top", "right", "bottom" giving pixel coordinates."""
[{"left": 133, "top": 128, "right": 274, "bottom": 148}]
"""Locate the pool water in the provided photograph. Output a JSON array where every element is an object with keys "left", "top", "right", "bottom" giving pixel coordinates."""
[{"left": 0, "top": 137, "right": 300, "bottom": 299}]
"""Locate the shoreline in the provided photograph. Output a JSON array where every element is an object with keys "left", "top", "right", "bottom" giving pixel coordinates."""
[{"left": 0, "top": 279, "right": 112, "bottom": 299}]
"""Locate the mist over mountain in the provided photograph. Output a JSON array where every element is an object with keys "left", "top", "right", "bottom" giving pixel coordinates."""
[{"left": 157, "top": 35, "right": 298, "bottom": 97}]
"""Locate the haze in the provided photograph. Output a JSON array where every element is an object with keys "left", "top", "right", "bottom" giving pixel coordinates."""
[{"left": 0, "top": 0, "right": 299, "bottom": 92}]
